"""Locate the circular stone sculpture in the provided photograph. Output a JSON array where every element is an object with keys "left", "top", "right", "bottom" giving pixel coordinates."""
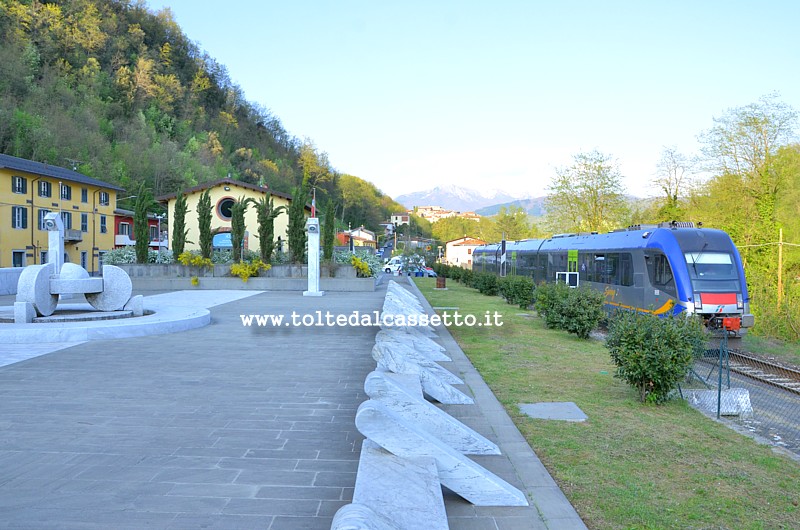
[
  {"left": 85, "top": 265, "right": 133, "bottom": 312},
  {"left": 16, "top": 263, "right": 58, "bottom": 316}
]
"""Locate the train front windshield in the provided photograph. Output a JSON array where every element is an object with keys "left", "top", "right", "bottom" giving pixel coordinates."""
[{"left": 684, "top": 252, "right": 740, "bottom": 292}]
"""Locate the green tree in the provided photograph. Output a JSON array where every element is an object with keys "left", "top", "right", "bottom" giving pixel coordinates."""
[
  {"left": 197, "top": 189, "right": 213, "bottom": 259},
  {"left": 230, "top": 196, "right": 251, "bottom": 263},
  {"left": 287, "top": 184, "right": 308, "bottom": 263},
  {"left": 322, "top": 200, "right": 337, "bottom": 261},
  {"left": 653, "top": 146, "right": 693, "bottom": 221},
  {"left": 255, "top": 196, "right": 285, "bottom": 263},
  {"left": 431, "top": 216, "right": 478, "bottom": 243},
  {"left": 133, "top": 184, "right": 153, "bottom": 264},
  {"left": 171, "top": 193, "right": 189, "bottom": 260},
  {"left": 544, "top": 150, "right": 629, "bottom": 234},
  {"left": 493, "top": 206, "right": 530, "bottom": 241}
]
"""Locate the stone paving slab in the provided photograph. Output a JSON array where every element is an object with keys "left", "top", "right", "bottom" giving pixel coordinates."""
[{"left": 0, "top": 280, "right": 584, "bottom": 529}]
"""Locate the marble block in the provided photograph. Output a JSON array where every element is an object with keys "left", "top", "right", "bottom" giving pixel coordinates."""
[
  {"left": 14, "top": 301, "right": 36, "bottom": 324},
  {"left": 372, "top": 343, "right": 473, "bottom": 405},
  {"left": 384, "top": 292, "right": 423, "bottom": 313},
  {"left": 57, "top": 262, "right": 90, "bottom": 300},
  {"left": 374, "top": 341, "right": 463, "bottom": 385},
  {"left": 355, "top": 400, "right": 529, "bottom": 507},
  {"left": 16, "top": 263, "right": 57, "bottom": 316},
  {"left": 387, "top": 282, "right": 423, "bottom": 306},
  {"left": 365, "top": 371, "right": 500, "bottom": 455},
  {"left": 342, "top": 439, "right": 447, "bottom": 530},
  {"left": 124, "top": 295, "right": 144, "bottom": 317},
  {"left": 50, "top": 278, "right": 104, "bottom": 294},
  {"left": 331, "top": 503, "right": 399, "bottom": 530},
  {"left": 85, "top": 265, "right": 132, "bottom": 311},
  {"left": 376, "top": 329, "right": 449, "bottom": 360}
]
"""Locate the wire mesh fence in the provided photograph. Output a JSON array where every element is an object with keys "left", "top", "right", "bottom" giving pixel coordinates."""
[{"left": 682, "top": 337, "right": 800, "bottom": 457}]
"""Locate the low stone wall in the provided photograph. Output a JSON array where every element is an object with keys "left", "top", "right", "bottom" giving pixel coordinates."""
[
  {"left": 117, "top": 263, "right": 357, "bottom": 279},
  {"left": 0, "top": 268, "right": 24, "bottom": 295},
  {"left": 126, "top": 276, "right": 375, "bottom": 292}
]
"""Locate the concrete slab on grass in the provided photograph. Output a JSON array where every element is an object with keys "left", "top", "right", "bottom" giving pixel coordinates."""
[{"left": 519, "top": 402, "right": 588, "bottom": 422}]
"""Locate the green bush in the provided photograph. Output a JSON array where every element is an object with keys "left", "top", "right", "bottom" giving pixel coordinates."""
[
  {"left": 459, "top": 268, "right": 473, "bottom": 287},
  {"left": 534, "top": 283, "right": 604, "bottom": 339},
  {"left": 472, "top": 272, "right": 498, "bottom": 296},
  {"left": 606, "top": 311, "right": 707, "bottom": 403},
  {"left": 498, "top": 276, "right": 535, "bottom": 308}
]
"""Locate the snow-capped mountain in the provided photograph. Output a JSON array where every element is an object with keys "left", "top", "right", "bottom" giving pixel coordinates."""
[{"left": 395, "top": 185, "right": 522, "bottom": 212}]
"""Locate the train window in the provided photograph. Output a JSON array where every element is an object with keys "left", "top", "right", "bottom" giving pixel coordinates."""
[
  {"left": 619, "top": 253, "right": 633, "bottom": 286},
  {"left": 647, "top": 253, "right": 677, "bottom": 296},
  {"left": 605, "top": 254, "right": 619, "bottom": 284}
]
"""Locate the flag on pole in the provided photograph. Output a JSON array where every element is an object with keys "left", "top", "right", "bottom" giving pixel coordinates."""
[{"left": 311, "top": 187, "right": 316, "bottom": 218}]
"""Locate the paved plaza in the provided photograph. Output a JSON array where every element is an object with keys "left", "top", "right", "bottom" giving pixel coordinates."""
[{"left": 0, "top": 279, "right": 584, "bottom": 529}]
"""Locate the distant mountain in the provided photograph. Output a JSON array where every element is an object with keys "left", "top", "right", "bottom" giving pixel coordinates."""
[
  {"left": 476, "top": 197, "right": 547, "bottom": 217},
  {"left": 396, "top": 185, "right": 521, "bottom": 212}
]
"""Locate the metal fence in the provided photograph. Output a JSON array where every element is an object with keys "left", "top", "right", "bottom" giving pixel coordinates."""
[{"left": 681, "top": 335, "right": 800, "bottom": 457}]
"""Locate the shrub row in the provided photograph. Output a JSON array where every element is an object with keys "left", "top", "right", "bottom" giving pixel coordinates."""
[
  {"left": 534, "top": 282, "right": 605, "bottom": 339},
  {"left": 433, "top": 264, "right": 535, "bottom": 309},
  {"left": 431, "top": 262, "right": 706, "bottom": 404}
]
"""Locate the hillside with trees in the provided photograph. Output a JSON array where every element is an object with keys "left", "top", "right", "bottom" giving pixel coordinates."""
[{"left": 0, "top": 0, "right": 404, "bottom": 230}]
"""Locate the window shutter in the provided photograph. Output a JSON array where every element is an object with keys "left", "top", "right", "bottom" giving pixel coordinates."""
[
  {"left": 21, "top": 178, "right": 27, "bottom": 194},
  {"left": 23, "top": 207, "right": 28, "bottom": 228}
]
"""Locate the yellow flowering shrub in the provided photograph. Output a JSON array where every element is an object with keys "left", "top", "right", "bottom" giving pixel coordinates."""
[
  {"left": 350, "top": 255, "right": 371, "bottom": 277},
  {"left": 230, "top": 260, "right": 271, "bottom": 282},
  {"left": 178, "top": 251, "right": 213, "bottom": 268}
]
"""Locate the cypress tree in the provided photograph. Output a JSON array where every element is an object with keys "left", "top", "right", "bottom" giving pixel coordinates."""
[
  {"left": 133, "top": 184, "right": 153, "bottom": 264},
  {"left": 287, "top": 184, "right": 308, "bottom": 263},
  {"left": 197, "top": 189, "right": 213, "bottom": 259},
  {"left": 171, "top": 193, "right": 189, "bottom": 260},
  {"left": 322, "top": 201, "right": 337, "bottom": 261},
  {"left": 230, "top": 196, "right": 251, "bottom": 263},
  {"left": 255, "top": 196, "right": 285, "bottom": 263}
]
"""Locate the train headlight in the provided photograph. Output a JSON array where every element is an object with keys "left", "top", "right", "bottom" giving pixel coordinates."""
[
  {"left": 694, "top": 293, "right": 702, "bottom": 310},
  {"left": 736, "top": 293, "right": 744, "bottom": 310}
]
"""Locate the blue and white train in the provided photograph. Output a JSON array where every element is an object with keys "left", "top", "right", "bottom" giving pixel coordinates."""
[{"left": 472, "top": 223, "right": 754, "bottom": 332}]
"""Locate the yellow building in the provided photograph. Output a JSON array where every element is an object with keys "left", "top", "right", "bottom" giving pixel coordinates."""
[
  {"left": 158, "top": 178, "right": 306, "bottom": 255},
  {"left": 0, "top": 153, "right": 122, "bottom": 273}
]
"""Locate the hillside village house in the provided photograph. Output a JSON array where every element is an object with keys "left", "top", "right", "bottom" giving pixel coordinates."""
[
  {"left": 338, "top": 225, "right": 377, "bottom": 249},
  {"left": 113, "top": 209, "right": 168, "bottom": 251},
  {"left": 0, "top": 153, "right": 122, "bottom": 273},
  {"left": 157, "top": 178, "right": 306, "bottom": 255},
  {"left": 445, "top": 236, "right": 487, "bottom": 269}
]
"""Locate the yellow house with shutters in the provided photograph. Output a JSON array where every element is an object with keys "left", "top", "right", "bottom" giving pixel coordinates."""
[
  {"left": 0, "top": 153, "right": 122, "bottom": 273},
  {"left": 157, "top": 178, "right": 307, "bottom": 256}
]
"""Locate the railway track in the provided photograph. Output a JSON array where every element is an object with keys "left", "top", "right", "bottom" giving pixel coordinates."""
[{"left": 725, "top": 350, "right": 800, "bottom": 395}]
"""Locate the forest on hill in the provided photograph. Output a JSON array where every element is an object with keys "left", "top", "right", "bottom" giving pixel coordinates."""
[{"left": 0, "top": 0, "right": 405, "bottom": 231}]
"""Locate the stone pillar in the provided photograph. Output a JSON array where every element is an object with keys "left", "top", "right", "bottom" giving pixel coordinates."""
[
  {"left": 43, "top": 212, "right": 65, "bottom": 273},
  {"left": 303, "top": 217, "right": 324, "bottom": 297}
]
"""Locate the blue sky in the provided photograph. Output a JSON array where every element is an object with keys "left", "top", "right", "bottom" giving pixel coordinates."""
[{"left": 145, "top": 1, "right": 800, "bottom": 199}]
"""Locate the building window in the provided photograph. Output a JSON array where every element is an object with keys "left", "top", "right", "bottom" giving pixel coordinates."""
[
  {"left": 119, "top": 222, "right": 131, "bottom": 236},
  {"left": 40, "top": 250, "right": 48, "bottom": 264},
  {"left": 61, "top": 211, "right": 72, "bottom": 230},
  {"left": 217, "top": 198, "right": 235, "bottom": 220},
  {"left": 12, "top": 206, "right": 27, "bottom": 229},
  {"left": 100, "top": 215, "right": 107, "bottom": 233},
  {"left": 99, "top": 191, "right": 109, "bottom": 206},
  {"left": 61, "top": 183, "right": 72, "bottom": 200},
  {"left": 38, "top": 208, "right": 51, "bottom": 230},
  {"left": 81, "top": 213, "right": 88, "bottom": 232},
  {"left": 39, "top": 180, "right": 52, "bottom": 198},
  {"left": 81, "top": 188, "right": 88, "bottom": 203},
  {"left": 12, "top": 176, "right": 27, "bottom": 194},
  {"left": 12, "top": 250, "right": 26, "bottom": 267},
  {"left": 149, "top": 225, "right": 158, "bottom": 242},
  {"left": 80, "top": 251, "right": 88, "bottom": 269}
]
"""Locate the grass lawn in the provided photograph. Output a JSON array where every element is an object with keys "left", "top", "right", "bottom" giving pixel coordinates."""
[{"left": 414, "top": 277, "right": 800, "bottom": 529}]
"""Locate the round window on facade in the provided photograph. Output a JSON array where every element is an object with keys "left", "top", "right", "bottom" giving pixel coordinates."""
[{"left": 217, "top": 198, "right": 235, "bottom": 220}]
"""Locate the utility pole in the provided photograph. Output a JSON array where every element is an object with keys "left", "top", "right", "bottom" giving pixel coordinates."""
[{"left": 777, "top": 228, "right": 783, "bottom": 308}]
